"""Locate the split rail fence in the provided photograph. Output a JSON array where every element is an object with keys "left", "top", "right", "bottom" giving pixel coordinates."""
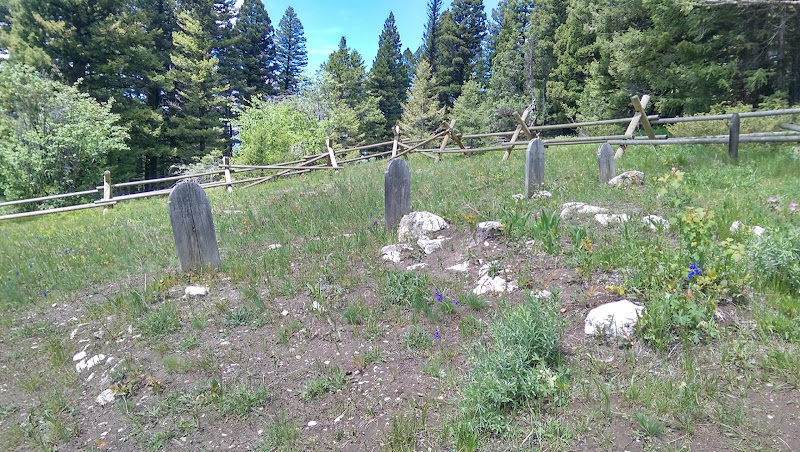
[{"left": 2, "top": 95, "right": 799, "bottom": 222}]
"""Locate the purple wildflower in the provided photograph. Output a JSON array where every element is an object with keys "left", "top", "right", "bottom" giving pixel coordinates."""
[
  {"left": 434, "top": 329, "right": 440, "bottom": 340},
  {"left": 768, "top": 196, "right": 778, "bottom": 203},
  {"left": 791, "top": 201, "right": 798, "bottom": 212},
  {"left": 454, "top": 299, "right": 460, "bottom": 306},
  {"left": 435, "top": 290, "right": 443, "bottom": 303},
  {"left": 42, "top": 290, "right": 47, "bottom": 297},
  {"left": 688, "top": 263, "right": 702, "bottom": 280},
  {"left": 775, "top": 205, "right": 781, "bottom": 211}
]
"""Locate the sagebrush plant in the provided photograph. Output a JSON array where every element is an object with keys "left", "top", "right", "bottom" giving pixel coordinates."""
[
  {"left": 458, "top": 295, "right": 567, "bottom": 435},
  {"left": 749, "top": 227, "right": 800, "bottom": 295}
]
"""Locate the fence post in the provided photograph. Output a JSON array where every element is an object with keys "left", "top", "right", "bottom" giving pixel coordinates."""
[
  {"left": 728, "top": 113, "right": 740, "bottom": 164},
  {"left": 598, "top": 143, "right": 615, "bottom": 184},
  {"left": 222, "top": 156, "right": 233, "bottom": 193},
  {"left": 391, "top": 126, "right": 400, "bottom": 158},
  {"left": 326, "top": 139, "right": 339, "bottom": 172},
  {"left": 102, "top": 170, "right": 113, "bottom": 212},
  {"left": 502, "top": 107, "right": 530, "bottom": 161},
  {"left": 615, "top": 94, "right": 651, "bottom": 159}
]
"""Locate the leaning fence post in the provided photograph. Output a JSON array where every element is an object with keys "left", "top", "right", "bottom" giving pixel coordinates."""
[
  {"left": 598, "top": 143, "right": 615, "bottom": 184},
  {"left": 525, "top": 139, "right": 545, "bottom": 197},
  {"left": 391, "top": 126, "right": 400, "bottom": 158},
  {"left": 102, "top": 170, "right": 113, "bottom": 211},
  {"left": 326, "top": 139, "right": 340, "bottom": 172},
  {"left": 168, "top": 182, "right": 221, "bottom": 272},
  {"left": 222, "top": 156, "right": 233, "bottom": 193},
  {"left": 728, "top": 113, "right": 740, "bottom": 164}
]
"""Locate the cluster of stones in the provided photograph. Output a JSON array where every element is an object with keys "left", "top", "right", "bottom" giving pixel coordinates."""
[{"left": 380, "top": 211, "right": 450, "bottom": 271}]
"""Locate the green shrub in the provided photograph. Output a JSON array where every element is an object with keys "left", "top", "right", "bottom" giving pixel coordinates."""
[
  {"left": 380, "top": 271, "right": 431, "bottom": 312},
  {"left": 749, "top": 228, "right": 800, "bottom": 295},
  {"left": 459, "top": 296, "right": 567, "bottom": 434},
  {"left": 637, "top": 292, "right": 716, "bottom": 350}
]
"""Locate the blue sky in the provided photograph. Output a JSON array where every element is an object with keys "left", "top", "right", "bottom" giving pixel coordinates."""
[{"left": 254, "top": 0, "right": 501, "bottom": 74}]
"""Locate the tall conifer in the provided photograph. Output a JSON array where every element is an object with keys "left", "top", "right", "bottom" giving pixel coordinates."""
[
  {"left": 368, "top": 12, "right": 409, "bottom": 136},
  {"left": 276, "top": 7, "right": 308, "bottom": 93}
]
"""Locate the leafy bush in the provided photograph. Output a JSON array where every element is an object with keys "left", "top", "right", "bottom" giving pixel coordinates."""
[
  {"left": 234, "top": 96, "right": 325, "bottom": 165},
  {"left": 459, "top": 296, "right": 567, "bottom": 434},
  {"left": 0, "top": 64, "right": 128, "bottom": 205},
  {"left": 638, "top": 292, "right": 716, "bottom": 350},
  {"left": 749, "top": 227, "right": 800, "bottom": 295}
]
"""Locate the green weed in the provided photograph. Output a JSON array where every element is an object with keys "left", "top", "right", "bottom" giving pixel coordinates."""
[{"left": 299, "top": 365, "right": 347, "bottom": 401}]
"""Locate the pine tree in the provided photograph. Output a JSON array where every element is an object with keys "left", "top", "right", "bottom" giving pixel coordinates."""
[
  {"left": 276, "top": 6, "right": 308, "bottom": 93},
  {"left": 227, "top": 0, "right": 278, "bottom": 103},
  {"left": 164, "top": 10, "right": 229, "bottom": 162},
  {"left": 399, "top": 59, "right": 446, "bottom": 138},
  {"left": 368, "top": 12, "right": 409, "bottom": 135},
  {"left": 322, "top": 37, "right": 368, "bottom": 108},
  {"left": 435, "top": 0, "right": 487, "bottom": 106},
  {"left": 421, "top": 0, "right": 444, "bottom": 73}
]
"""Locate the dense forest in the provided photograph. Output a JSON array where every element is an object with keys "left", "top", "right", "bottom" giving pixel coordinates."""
[{"left": 0, "top": 0, "right": 798, "bottom": 200}]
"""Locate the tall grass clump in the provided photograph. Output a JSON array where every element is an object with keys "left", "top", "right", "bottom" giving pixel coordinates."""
[{"left": 457, "top": 295, "right": 567, "bottom": 437}]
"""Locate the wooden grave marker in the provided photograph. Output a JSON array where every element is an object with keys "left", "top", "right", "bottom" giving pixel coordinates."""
[
  {"left": 598, "top": 143, "right": 615, "bottom": 184},
  {"left": 384, "top": 158, "right": 411, "bottom": 230},
  {"left": 168, "top": 181, "right": 221, "bottom": 272},
  {"left": 525, "top": 138, "right": 545, "bottom": 197}
]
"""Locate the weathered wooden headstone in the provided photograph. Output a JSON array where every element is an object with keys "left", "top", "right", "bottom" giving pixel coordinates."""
[
  {"left": 525, "top": 139, "right": 545, "bottom": 197},
  {"left": 728, "top": 113, "right": 740, "bottom": 164},
  {"left": 598, "top": 143, "right": 615, "bottom": 184},
  {"left": 384, "top": 158, "right": 411, "bottom": 230},
  {"left": 168, "top": 182, "right": 220, "bottom": 272}
]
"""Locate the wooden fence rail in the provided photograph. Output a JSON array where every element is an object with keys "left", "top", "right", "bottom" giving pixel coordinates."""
[{"left": 2, "top": 96, "right": 799, "bottom": 222}]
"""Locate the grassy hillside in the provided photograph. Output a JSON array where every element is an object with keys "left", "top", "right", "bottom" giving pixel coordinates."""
[{"left": 1, "top": 142, "right": 799, "bottom": 451}]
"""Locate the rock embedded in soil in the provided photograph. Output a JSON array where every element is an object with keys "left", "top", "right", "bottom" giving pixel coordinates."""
[
  {"left": 730, "top": 221, "right": 765, "bottom": 236},
  {"left": 417, "top": 237, "right": 449, "bottom": 254},
  {"left": 531, "top": 289, "right": 552, "bottom": 299},
  {"left": 96, "top": 388, "right": 116, "bottom": 406},
  {"left": 560, "top": 202, "right": 609, "bottom": 219},
  {"left": 397, "top": 211, "right": 448, "bottom": 242},
  {"left": 185, "top": 286, "right": 209, "bottom": 297},
  {"left": 473, "top": 275, "right": 518, "bottom": 295},
  {"left": 595, "top": 213, "right": 630, "bottom": 226},
  {"left": 475, "top": 221, "right": 504, "bottom": 242},
  {"left": 380, "top": 243, "right": 414, "bottom": 263},
  {"left": 447, "top": 261, "right": 469, "bottom": 272},
  {"left": 607, "top": 170, "right": 645, "bottom": 187},
  {"left": 584, "top": 299, "right": 643, "bottom": 337},
  {"left": 406, "top": 263, "right": 426, "bottom": 271}
]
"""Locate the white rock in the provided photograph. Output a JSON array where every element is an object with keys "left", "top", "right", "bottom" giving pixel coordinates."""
[
  {"left": 311, "top": 301, "right": 324, "bottom": 312},
  {"left": 608, "top": 170, "right": 645, "bottom": 187},
  {"left": 307, "top": 421, "right": 317, "bottom": 427},
  {"left": 380, "top": 244, "right": 414, "bottom": 263},
  {"left": 397, "top": 212, "right": 448, "bottom": 242},
  {"left": 531, "top": 290, "right": 552, "bottom": 299},
  {"left": 406, "top": 263, "right": 427, "bottom": 271},
  {"left": 185, "top": 286, "right": 208, "bottom": 297},
  {"left": 595, "top": 213, "right": 630, "bottom": 226},
  {"left": 473, "top": 275, "right": 517, "bottom": 295},
  {"left": 475, "top": 221, "right": 504, "bottom": 242},
  {"left": 560, "top": 202, "right": 608, "bottom": 219},
  {"left": 96, "top": 388, "right": 116, "bottom": 406},
  {"left": 447, "top": 262, "right": 469, "bottom": 272},
  {"left": 417, "top": 237, "right": 449, "bottom": 254},
  {"left": 584, "top": 300, "right": 643, "bottom": 337},
  {"left": 73, "top": 351, "right": 87, "bottom": 362},
  {"left": 512, "top": 193, "right": 525, "bottom": 200},
  {"left": 281, "top": 310, "right": 288, "bottom": 316},
  {"left": 642, "top": 215, "right": 670, "bottom": 230},
  {"left": 530, "top": 190, "right": 553, "bottom": 200},
  {"left": 76, "top": 354, "right": 106, "bottom": 373},
  {"left": 730, "top": 221, "right": 765, "bottom": 236},
  {"left": 267, "top": 244, "right": 283, "bottom": 250}
]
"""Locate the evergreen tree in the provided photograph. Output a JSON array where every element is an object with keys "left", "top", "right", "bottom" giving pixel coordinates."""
[
  {"left": 276, "top": 6, "right": 308, "bottom": 93},
  {"left": 421, "top": 0, "right": 444, "bottom": 73},
  {"left": 403, "top": 48, "right": 417, "bottom": 82},
  {"left": 227, "top": 0, "right": 278, "bottom": 103},
  {"left": 435, "top": 0, "right": 487, "bottom": 105},
  {"left": 486, "top": 0, "right": 533, "bottom": 123},
  {"left": 368, "top": 12, "right": 409, "bottom": 136},
  {"left": 526, "top": 0, "right": 567, "bottom": 123},
  {"left": 319, "top": 37, "right": 385, "bottom": 146},
  {"left": 399, "top": 59, "right": 446, "bottom": 138},
  {"left": 164, "top": 10, "right": 229, "bottom": 162}
]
